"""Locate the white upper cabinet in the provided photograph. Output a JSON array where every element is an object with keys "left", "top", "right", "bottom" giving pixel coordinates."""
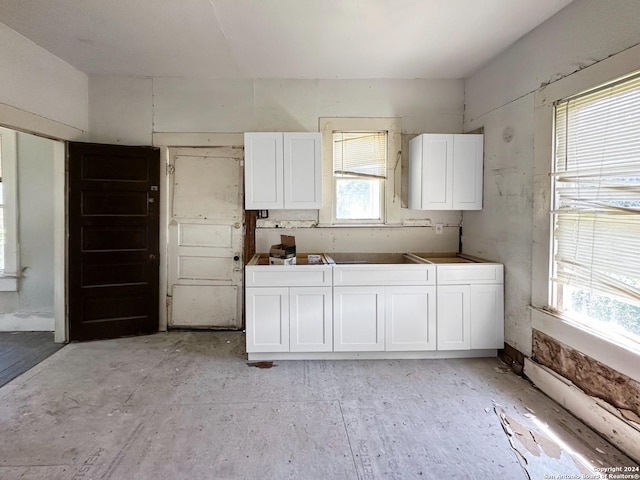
[
  {"left": 244, "top": 132, "right": 322, "bottom": 210},
  {"left": 408, "top": 134, "right": 483, "bottom": 210}
]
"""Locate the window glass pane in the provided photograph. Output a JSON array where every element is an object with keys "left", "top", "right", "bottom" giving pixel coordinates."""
[
  {"left": 552, "top": 72, "right": 640, "bottom": 345},
  {"left": 335, "top": 178, "right": 381, "bottom": 220}
]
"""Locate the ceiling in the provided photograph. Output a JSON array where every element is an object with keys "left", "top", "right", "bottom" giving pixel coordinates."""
[{"left": 0, "top": 0, "right": 574, "bottom": 79}]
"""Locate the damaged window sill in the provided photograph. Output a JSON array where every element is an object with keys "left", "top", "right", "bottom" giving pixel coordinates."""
[{"left": 530, "top": 306, "right": 640, "bottom": 382}]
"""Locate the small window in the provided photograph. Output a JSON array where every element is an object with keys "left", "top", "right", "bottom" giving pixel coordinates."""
[
  {"left": 551, "top": 72, "right": 640, "bottom": 345},
  {"left": 332, "top": 131, "right": 387, "bottom": 223}
]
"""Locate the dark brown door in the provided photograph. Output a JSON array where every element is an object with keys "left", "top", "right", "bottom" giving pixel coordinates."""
[{"left": 68, "top": 143, "right": 160, "bottom": 342}]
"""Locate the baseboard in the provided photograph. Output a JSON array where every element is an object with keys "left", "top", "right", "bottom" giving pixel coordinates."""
[
  {"left": 524, "top": 358, "right": 640, "bottom": 462},
  {"left": 0, "top": 313, "right": 54, "bottom": 331}
]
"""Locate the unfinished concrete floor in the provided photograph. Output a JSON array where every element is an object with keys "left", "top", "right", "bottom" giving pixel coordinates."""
[{"left": 0, "top": 331, "right": 636, "bottom": 479}]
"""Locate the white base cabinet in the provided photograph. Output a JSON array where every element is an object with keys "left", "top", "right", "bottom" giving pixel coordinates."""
[
  {"left": 246, "top": 286, "right": 332, "bottom": 353},
  {"left": 246, "top": 287, "right": 289, "bottom": 353},
  {"left": 386, "top": 286, "right": 437, "bottom": 351},
  {"left": 290, "top": 287, "right": 332, "bottom": 352},
  {"left": 470, "top": 284, "right": 504, "bottom": 349},
  {"left": 246, "top": 256, "right": 503, "bottom": 359},
  {"left": 333, "top": 287, "right": 385, "bottom": 351},
  {"left": 435, "top": 264, "right": 504, "bottom": 351},
  {"left": 437, "top": 285, "right": 471, "bottom": 351}
]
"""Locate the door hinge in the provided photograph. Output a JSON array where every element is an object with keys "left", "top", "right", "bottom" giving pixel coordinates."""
[{"left": 166, "top": 164, "right": 175, "bottom": 175}]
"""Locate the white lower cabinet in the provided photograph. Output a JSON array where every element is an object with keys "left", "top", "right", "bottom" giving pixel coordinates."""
[
  {"left": 333, "top": 287, "right": 385, "bottom": 351},
  {"left": 246, "top": 287, "right": 289, "bottom": 353},
  {"left": 246, "top": 258, "right": 503, "bottom": 358},
  {"left": 470, "top": 284, "right": 504, "bottom": 349},
  {"left": 436, "top": 283, "right": 504, "bottom": 351},
  {"left": 385, "top": 286, "right": 436, "bottom": 351},
  {"left": 290, "top": 287, "right": 332, "bottom": 352},
  {"left": 247, "top": 286, "right": 332, "bottom": 353},
  {"left": 437, "top": 285, "right": 471, "bottom": 350}
]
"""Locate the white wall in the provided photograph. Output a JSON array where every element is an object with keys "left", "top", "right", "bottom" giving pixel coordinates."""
[
  {"left": 0, "top": 132, "right": 56, "bottom": 331},
  {"left": 89, "top": 77, "right": 464, "bottom": 142},
  {"left": 463, "top": 0, "right": 640, "bottom": 355},
  {"left": 0, "top": 23, "right": 88, "bottom": 135},
  {"left": 90, "top": 76, "right": 467, "bottom": 253}
]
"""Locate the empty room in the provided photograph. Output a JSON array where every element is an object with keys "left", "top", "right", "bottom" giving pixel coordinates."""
[{"left": 0, "top": 1, "right": 639, "bottom": 479}]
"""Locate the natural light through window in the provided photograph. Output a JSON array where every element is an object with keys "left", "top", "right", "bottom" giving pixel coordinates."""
[
  {"left": 551, "top": 73, "right": 640, "bottom": 346},
  {"left": 333, "top": 131, "right": 387, "bottom": 223}
]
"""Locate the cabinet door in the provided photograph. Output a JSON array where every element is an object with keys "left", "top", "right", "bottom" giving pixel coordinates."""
[
  {"left": 452, "top": 134, "right": 483, "bottom": 210},
  {"left": 470, "top": 284, "right": 504, "bottom": 349},
  {"left": 437, "top": 285, "right": 471, "bottom": 350},
  {"left": 333, "top": 287, "right": 384, "bottom": 351},
  {"left": 244, "top": 133, "right": 284, "bottom": 209},
  {"left": 385, "top": 286, "right": 436, "bottom": 351},
  {"left": 290, "top": 287, "right": 332, "bottom": 352},
  {"left": 283, "top": 133, "right": 322, "bottom": 209},
  {"left": 246, "top": 287, "right": 289, "bottom": 352},
  {"left": 408, "top": 134, "right": 453, "bottom": 209}
]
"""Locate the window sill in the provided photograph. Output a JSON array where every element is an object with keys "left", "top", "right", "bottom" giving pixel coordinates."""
[
  {"left": 530, "top": 306, "right": 640, "bottom": 383},
  {"left": 0, "top": 276, "right": 18, "bottom": 292}
]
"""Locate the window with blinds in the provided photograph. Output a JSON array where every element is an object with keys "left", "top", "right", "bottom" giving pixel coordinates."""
[
  {"left": 552, "top": 73, "right": 640, "bottom": 343},
  {"left": 332, "top": 131, "right": 387, "bottom": 222}
]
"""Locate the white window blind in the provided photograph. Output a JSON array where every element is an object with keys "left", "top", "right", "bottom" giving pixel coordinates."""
[
  {"left": 333, "top": 132, "right": 387, "bottom": 179},
  {"left": 552, "top": 73, "right": 640, "bottom": 306}
]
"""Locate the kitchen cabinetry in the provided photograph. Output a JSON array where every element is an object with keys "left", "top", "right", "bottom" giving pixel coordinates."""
[
  {"left": 245, "top": 260, "right": 332, "bottom": 353},
  {"left": 245, "top": 253, "right": 503, "bottom": 360},
  {"left": 436, "top": 264, "right": 504, "bottom": 350},
  {"left": 332, "top": 263, "right": 436, "bottom": 352},
  {"left": 244, "top": 132, "right": 322, "bottom": 210},
  {"left": 386, "top": 286, "right": 437, "bottom": 351},
  {"left": 333, "top": 286, "right": 384, "bottom": 351},
  {"left": 408, "top": 134, "right": 483, "bottom": 210}
]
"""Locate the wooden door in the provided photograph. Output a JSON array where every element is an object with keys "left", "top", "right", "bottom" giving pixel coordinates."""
[
  {"left": 167, "top": 147, "right": 243, "bottom": 329},
  {"left": 68, "top": 143, "right": 160, "bottom": 341}
]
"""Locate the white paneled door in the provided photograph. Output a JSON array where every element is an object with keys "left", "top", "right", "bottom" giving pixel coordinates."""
[{"left": 167, "top": 147, "right": 243, "bottom": 328}]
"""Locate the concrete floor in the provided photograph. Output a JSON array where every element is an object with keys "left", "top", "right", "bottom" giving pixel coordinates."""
[{"left": 0, "top": 332, "right": 636, "bottom": 480}]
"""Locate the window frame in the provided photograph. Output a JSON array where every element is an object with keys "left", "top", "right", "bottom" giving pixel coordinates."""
[
  {"left": 531, "top": 45, "right": 640, "bottom": 370},
  {"left": 0, "top": 127, "right": 19, "bottom": 291},
  {"left": 549, "top": 73, "right": 640, "bottom": 344},
  {"left": 319, "top": 117, "right": 402, "bottom": 226}
]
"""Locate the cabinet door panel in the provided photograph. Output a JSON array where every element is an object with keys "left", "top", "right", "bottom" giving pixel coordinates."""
[
  {"left": 385, "top": 286, "right": 436, "bottom": 351},
  {"left": 334, "top": 287, "right": 384, "bottom": 351},
  {"left": 284, "top": 133, "right": 322, "bottom": 209},
  {"left": 422, "top": 134, "right": 454, "bottom": 209},
  {"left": 244, "top": 133, "right": 283, "bottom": 209},
  {"left": 290, "top": 287, "right": 332, "bottom": 352},
  {"left": 452, "top": 134, "right": 483, "bottom": 210},
  {"left": 470, "top": 284, "right": 504, "bottom": 349},
  {"left": 246, "top": 287, "right": 289, "bottom": 352},
  {"left": 437, "top": 285, "right": 471, "bottom": 350}
]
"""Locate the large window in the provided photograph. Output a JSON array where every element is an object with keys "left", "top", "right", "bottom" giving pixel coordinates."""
[
  {"left": 551, "top": 73, "right": 640, "bottom": 344},
  {"left": 332, "top": 131, "right": 387, "bottom": 223}
]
